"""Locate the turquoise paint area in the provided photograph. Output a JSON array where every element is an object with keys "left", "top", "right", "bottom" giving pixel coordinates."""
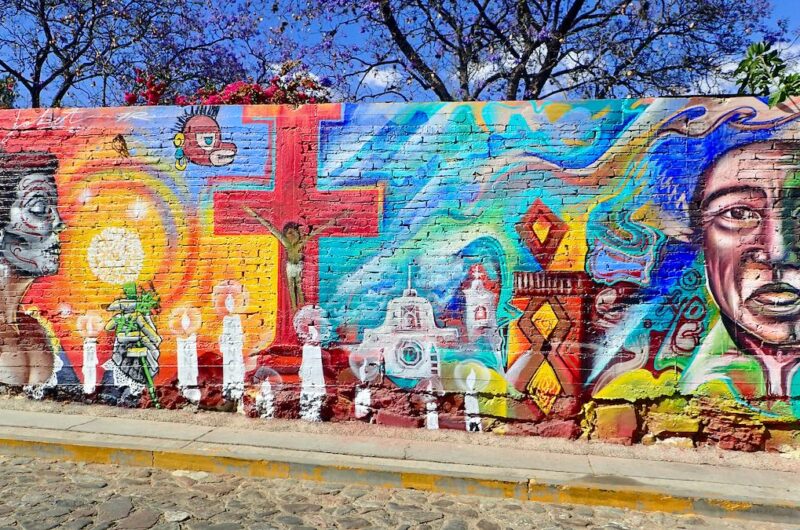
[
  {"left": 314, "top": 99, "right": 800, "bottom": 420},
  {"left": 317, "top": 101, "right": 650, "bottom": 333}
]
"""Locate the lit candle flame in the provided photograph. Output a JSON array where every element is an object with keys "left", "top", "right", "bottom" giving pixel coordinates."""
[
  {"left": 455, "top": 361, "right": 490, "bottom": 394},
  {"left": 168, "top": 307, "right": 201, "bottom": 337},
  {"left": 212, "top": 280, "right": 248, "bottom": 316},
  {"left": 466, "top": 368, "right": 476, "bottom": 393},
  {"left": 76, "top": 311, "right": 104, "bottom": 339},
  {"left": 358, "top": 361, "right": 368, "bottom": 382}
]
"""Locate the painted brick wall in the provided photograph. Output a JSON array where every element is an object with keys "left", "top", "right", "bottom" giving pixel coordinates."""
[{"left": 1, "top": 99, "right": 799, "bottom": 451}]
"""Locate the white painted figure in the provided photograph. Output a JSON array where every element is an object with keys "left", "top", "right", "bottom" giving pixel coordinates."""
[
  {"left": 356, "top": 266, "right": 457, "bottom": 381},
  {"left": 463, "top": 267, "right": 501, "bottom": 368}
]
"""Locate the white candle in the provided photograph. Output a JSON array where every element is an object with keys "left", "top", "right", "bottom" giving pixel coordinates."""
[
  {"left": 256, "top": 379, "right": 275, "bottom": 418},
  {"left": 299, "top": 325, "right": 325, "bottom": 422},
  {"left": 354, "top": 362, "right": 371, "bottom": 419},
  {"left": 77, "top": 312, "right": 103, "bottom": 395},
  {"left": 220, "top": 294, "right": 245, "bottom": 400},
  {"left": 355, "top": 387, "right": 371, "bottom": 419},
  {"left": 170, "top": 307, "right": 202, "bottom": 403},
  {"left": 82, "top": 338, "right": 98, "bottom": 395},
  {"left": 464, "top": 369, "right": 482, "bottom": 432},
  {"left": 177, "top": 319, "right": 200, "bottom": 402},
  {"left": 425, "top": 380, "right": 439, "bottom": 430}
]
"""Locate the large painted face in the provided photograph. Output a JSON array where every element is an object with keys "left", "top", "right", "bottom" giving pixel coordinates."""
[
  {"left": 1, "top": 172, "right": 65, "bottom": 277},
  {"left": 700, "top": 145, "right": 800, "bottom": 345},
  {"left": 181, "top": 115, "right": 237, "bottom": 167}
]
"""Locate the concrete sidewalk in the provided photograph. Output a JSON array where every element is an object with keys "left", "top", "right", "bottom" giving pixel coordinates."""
[{"left": 0, "top": 407, "right": 798, "bottom": 524}]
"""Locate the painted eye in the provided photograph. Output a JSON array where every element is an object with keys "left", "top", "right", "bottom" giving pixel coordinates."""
[
  {"left": 197, "top": 133, "right": 216, "bottom": 149},
  {"left": 28, "top": 200, "right": 48, "bottom": 216},
  {"left": 718, "top": 206, "right": 761, "bottom": 229}
]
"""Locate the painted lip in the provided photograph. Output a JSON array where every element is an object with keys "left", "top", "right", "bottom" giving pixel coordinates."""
[
  {"left": 210, "top": 149, "right": 236, "bottom": 166},
  {"left": 745, "top": 282, "right": 800, "bottom": 316}
]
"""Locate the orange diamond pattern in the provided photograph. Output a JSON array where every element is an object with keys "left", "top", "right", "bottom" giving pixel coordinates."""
[
  {"left": 531, "top": 301, "right": 558, "bottom": 340},
  {"left": 518, "top": 296, "right": 570, "bottom": 352},
  {"left": 532, "top": 219, "right": 551, "bottom": 243},
  {"left": 527, "top": 359, "right": 562, "bottom": 414},
  {"left": 515, "top": 199, "right": 568, "bottom": 270}
]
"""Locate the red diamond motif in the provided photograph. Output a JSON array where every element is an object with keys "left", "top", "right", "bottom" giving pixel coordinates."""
[{"left": 516, "top": 199, "right": 568, "bottom": 270}]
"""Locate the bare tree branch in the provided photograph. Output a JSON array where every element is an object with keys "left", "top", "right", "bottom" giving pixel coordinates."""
[
  {"left": 276, "top": 0, "right": 777, "bottom": 102},
  {"left": 377, "top": 0, "right": 453, "bottom": 100}
]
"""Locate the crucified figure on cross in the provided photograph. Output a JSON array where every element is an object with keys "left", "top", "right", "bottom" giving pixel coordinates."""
[{"left": 243, "top": 206, "right": 352, "bottom": 312}]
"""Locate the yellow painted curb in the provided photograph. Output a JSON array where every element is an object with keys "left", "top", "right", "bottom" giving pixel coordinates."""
[
  {"left": 0, "top": 436, "right": 797, "bottom": 523},
  {"left": 528, "top": 482, "right": 693, "bottom": 513}
]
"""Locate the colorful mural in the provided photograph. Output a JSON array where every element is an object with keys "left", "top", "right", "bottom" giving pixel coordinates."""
[{"left": 3, "top": 98, "right": 800, "bottom": 450}]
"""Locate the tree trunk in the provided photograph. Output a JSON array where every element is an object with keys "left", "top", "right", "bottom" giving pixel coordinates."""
[{"left": 30, "top": 88, "right": 41, "bottom": 109}]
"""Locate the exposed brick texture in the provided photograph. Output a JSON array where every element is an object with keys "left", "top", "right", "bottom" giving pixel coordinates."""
[{"left": 1, "top": 99, "right": 800, "bottom": 451}]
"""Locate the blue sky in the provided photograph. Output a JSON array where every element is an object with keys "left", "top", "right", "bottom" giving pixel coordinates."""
[
  {"left": 772, "top": 0, "right": 800, "bottom": 35},
  {"left": 7, "top": 0, "right": 800, "bottom": 107},
  {"left": 773, "top": 0, "right": 797, "bottom": 21}
]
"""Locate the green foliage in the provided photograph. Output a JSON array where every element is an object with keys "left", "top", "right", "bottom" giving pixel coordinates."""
[
  {"left": 735, "top": 41, "right": 800, "bottom": 107},
  {"left": 0, "top": 76, "right": 14, "bottom": 109},
  {"left": 770, "top": 73, "right": 800, "bottom": 108},
  {"left": 121, "top": 281, "right": 160, "bottom": 314},
  {"left": 113, "top": 314, "right": 139, "bottom": 334},
  {"left": 113, "top": 283, "right": 160, "bottom": 338},
  {"left": 122, "top": 281, "right": 138, "bottom": 299},
  {"left": 135, "top": 289, "right": 160, "bottom": 315}
]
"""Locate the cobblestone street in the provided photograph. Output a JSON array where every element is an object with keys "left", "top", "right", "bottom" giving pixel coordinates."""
[{"left": 0, "top": 454, "right": 790, "bottom": 530}]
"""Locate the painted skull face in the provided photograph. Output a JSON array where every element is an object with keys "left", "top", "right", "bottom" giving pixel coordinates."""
[
  {"left": 1, "top": 172, "right": 65, "bottom": 277},
  {"left": 181, "top": 115, "right": 237, "bottom": 167}
]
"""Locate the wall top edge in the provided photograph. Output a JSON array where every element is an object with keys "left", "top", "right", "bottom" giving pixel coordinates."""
[{"left": 0, "top": 95, "right": 784, "bottom": 115}]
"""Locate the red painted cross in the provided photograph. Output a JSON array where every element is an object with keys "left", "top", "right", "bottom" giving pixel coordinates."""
[{"left": 213, "top": 104, "right": 382, "bottom": 347}]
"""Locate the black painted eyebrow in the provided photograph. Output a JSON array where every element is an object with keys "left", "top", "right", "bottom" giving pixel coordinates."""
[
  {"left": 19, "top": 186, "right": 55, "bottom": 206},
  {"left": 701, "top": 185, "right": 767, "bottom": 210},
  {"left": 21, "top": 194, "right": 53, "bottom": 208}
]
